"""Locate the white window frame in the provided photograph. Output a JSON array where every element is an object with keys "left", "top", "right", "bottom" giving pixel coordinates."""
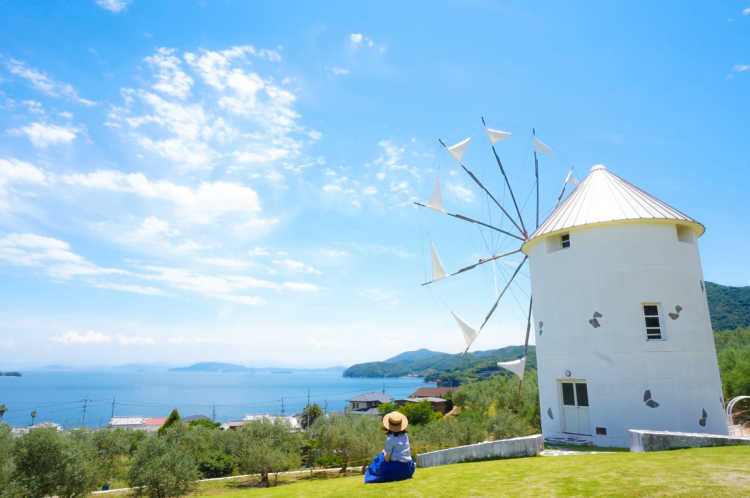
[{"left": 642, "top": 302, "right": 664, "bottom": 341}]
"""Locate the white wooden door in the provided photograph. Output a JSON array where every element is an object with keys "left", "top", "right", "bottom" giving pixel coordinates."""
[{"left": 561, "top": 381, "right": 591, "bottom": 435}]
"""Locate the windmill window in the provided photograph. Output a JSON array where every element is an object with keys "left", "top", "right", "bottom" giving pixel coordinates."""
[
  {"left": 561, "top": 233, "right": 570, "bottom": 249},
  {"left": 643, "top": 304, "right": 662, "bottom": 340}
]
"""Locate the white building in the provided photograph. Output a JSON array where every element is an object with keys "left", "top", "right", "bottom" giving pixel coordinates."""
[{"left": 522, "top": 164, "right": 727, "bottom": 447}]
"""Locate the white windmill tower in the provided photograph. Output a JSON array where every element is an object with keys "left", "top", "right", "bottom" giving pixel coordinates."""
[
  {"left": 418, "top": 122, "right": 727, "bottom": 448},
  {"left": 524, "top": 164, "right": 726, "bottom": 447}
]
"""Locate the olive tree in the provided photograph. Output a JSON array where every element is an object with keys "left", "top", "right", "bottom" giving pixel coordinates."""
[
  {"left": 12, "top": 427, "right": 100, "bottom": 498},
  {"left": 231, "top": 419, "right": 301, "bottom": 486},
  {"left": 309, "top": 414, "right": 381, "bottom": 472},
  {"left": 128, "top": 426, "right": 199, "bottom": 498}
]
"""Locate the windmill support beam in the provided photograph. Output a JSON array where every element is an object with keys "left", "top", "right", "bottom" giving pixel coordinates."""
[
  {"left": 421, "top": 248, "right": 522, "bottom": 286},
  {"left": 477, "top": 255, "right": 528, "bottom": 334},
  {"left": 414, "top": 202, "right": 525, "bottom": 242}
]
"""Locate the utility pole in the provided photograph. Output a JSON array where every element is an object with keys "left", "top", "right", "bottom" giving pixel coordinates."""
[
  {"left": 306, "top": 388, "right": 310, "bottom": 407},
  {"left": 324, "top": 400, "right": 328, "bottom": 414},
  {"left": 81, "top": 397, "right": 89, "bottom": 427},
  {"left": 211, "top": 405, "right": 216, "bottom": 422},
  {"left": 280, "top": 397, "right": 286, "bottom": 416},
  {"left": 111, "top": 395, "right": 116, "bottom": 419}
]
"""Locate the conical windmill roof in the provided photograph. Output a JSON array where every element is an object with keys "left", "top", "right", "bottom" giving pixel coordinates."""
[{"left": 522, "top": 164, "right": 704, "bottom": 253}]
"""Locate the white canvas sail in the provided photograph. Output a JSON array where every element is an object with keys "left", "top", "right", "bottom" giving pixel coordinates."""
[
  {"left": 430, "top": 241, "right": 447, "bottom": 282},
  {"left": 498, "top": 356, "right": 526, "bottom": 379},
  {"left": 533, "top": 136, "right": 554, "bottom": 155},
  {"left": 427, "top": 178, "right": 444, "bottom": 212},
  {"left": 451, "top": 311, "right": 478, "bottom": 348},
  {"left": 446, "top": 137, "right": 471, "bottom": 163},
  {"left": 486, "top": 128, "right": 511, "bottom": 145}
]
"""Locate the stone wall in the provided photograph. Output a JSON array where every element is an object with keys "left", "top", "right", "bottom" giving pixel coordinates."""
[
  {"left": 417, "top": 435, "right": 543, "bottom": 468},
  {"left": 629, "top": 429, "right": 750, "bottom": 452}
]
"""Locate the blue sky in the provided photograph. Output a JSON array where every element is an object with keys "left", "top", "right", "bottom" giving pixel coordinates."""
[{"left": 0, "top": 1, "right": 748, "bottom": 368}]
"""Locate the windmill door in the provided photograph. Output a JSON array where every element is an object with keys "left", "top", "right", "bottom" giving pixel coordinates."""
[{"left": 561, "top": 381, "right": 591, "bottom": 435}]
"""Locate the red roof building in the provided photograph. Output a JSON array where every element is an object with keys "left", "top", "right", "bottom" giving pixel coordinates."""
[{"left": 410, "top": 387, "right": 458, "bottom": 398}]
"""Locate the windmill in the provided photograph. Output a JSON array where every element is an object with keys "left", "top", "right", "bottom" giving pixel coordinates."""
[{"left": 416, "top": 118, "right": 574, "bottom": 380}]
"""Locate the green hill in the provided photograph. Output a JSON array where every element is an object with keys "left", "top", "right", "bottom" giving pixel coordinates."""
[
  {"left": 706, "top": 281, "right": 750, "bottom": 331},
  {"left": 344, "top": 346, "right": 536, "bottom": 385},
  {"left": 385, "top": 349, "right": 443, "bottom": 363}
]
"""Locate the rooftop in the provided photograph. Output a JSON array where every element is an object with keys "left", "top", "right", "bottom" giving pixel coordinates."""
[
  {"left": 347, "top": 392, "right": 393, "bottom": 403},
  {"left": 522, "top": 164, "right": 703, "bottom": 253}
]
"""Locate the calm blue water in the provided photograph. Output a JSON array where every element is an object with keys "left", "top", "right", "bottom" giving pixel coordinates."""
[{"left": 0, "top": 369, "right": 432, "bottom": 429}]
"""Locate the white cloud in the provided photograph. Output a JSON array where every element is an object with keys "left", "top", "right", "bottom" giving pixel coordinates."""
[
  {"left": 5, "top": 59, "right": 95, "bottom": 106},
  {"left": 248, "top": 247, "right": 270, "bottom": 257},
  {"left": 91, "top": 282, "right": 168, "bottom": 296},
  {"left": 330, "top": 67, "right": 350, "bottom": 76},
  {"left": 52, "top": 330, "right": 155, "bottom": 345},
  {"left": 744, "top": 8, "right": 750, "bottom": 15},
  {"left": 349, "top": 33, "right": 380, "bottom": 51},
  {"left": 116, "top": 335, "right": 155, "bottom": 345},
  {"left": 107, "top": 46, "right": 310, "bottom": 171},
  {"left": 363, "top": 186, "right": 377, "bottom": 196},
  {"left": 95, "top": 0, "right": 131, "bottom": 13},
  {"left": 446, "top": 183, "right": 475, "bottom": 203},
  {"left": 11, "top": 122, "right": 79, "bottom": 148},
  {"left": 0, "top": 233, "right": 124, "bottom": 280},
  {"left": 323, "top": 184, "right": 342, "bottom": 192},
  {"left": 145, "top": 47, "right": 194, "bottom": 99},
  {"left": 282, "top": 282, "right": 319, "bottom": 292},
  {"left": 53, "top": 330, "right": 112, "bottom": 344},
  {"left": 359, "top": 288, "right": 398, "bottom": 306},
  {"left": 62, "top": 170, "right": 262, "bottom": 224},
  {"left": 0, "top": 157, "right": 47, "bottom": 186},
  {"left": 22, "top": 100, "right": 44, "bottom": 114},
  {"left": 733, "top": 64, "right": 750, "bottom": 73},
  {"left": 272, "top": 258, "right": 321, "bottom": 274}
]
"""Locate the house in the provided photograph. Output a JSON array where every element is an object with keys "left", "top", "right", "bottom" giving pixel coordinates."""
[
  {"left": 347, "top": 392, "right": 392, "bottom": 413},
  {"left": 107, "top": 416, "right": 166, "bottom": 432},
  {"left": 524, "top": 164, "right": 727, "bottom": 447},
  {"left": 223, "top": 414, "right": 301, "bottom": 431},
  {"left": 410, "top": 387, "right": 458, "bottom": 399},
  {"left": 397, "top": 397, "right": 451, "bottom": 414},
  {"left": 10, "top": 421, "right": 62, "bottom": 436}
]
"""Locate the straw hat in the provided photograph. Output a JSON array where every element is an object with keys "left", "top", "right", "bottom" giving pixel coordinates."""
[{"left": 382, "top": 411, "right": 408, "bottom": 432}]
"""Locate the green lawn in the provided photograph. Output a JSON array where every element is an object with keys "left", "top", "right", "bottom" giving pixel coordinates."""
[{"left": 195, "top": 446, "right": 750, "bottom": 497}]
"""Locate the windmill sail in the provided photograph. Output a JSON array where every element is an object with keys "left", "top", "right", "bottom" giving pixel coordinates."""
[
  {"left": 430, "top": 241, "right": 447, "bottom": 282},
  {"left": 427, "top": 178, "right": 444, "bottom": 212},
  {"left": 498, "top": 356, "right": 526, "bottom": 379},
  {"left": 451, "top": 311, "right": 478, "bottom": 349},
  {"left": 446, "top": 137, "right": 471, "bottom": 163},
  {"left": 533, "top": 136, "right": 554, "bottom": 155},
  {"left": 486, "top": 128, "right": 512, "bottom": 145}
]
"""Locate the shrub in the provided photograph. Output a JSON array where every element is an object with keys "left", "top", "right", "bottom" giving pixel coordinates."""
[{"left": 197, "top": 451, "right": 235, "bottom": 478}]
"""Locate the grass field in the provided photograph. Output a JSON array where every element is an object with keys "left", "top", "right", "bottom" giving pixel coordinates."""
[{"left": 188, "top": 446, "right": 750, "bottom": 497}]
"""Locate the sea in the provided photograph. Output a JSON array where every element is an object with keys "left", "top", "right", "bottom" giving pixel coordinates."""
[{"left": 0, "top": 368, "right": 433, "bottom": 429}]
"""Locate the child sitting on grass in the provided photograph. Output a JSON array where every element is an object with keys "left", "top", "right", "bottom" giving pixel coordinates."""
[{"left": 364, "top": 411, "right": 416, "bottom": 483}]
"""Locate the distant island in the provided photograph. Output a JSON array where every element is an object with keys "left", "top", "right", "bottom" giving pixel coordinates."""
[
  {"left": 0, "top": 371, "right": 22, "bottom": 377},
  {"left": 170, "top": 362, "right": 251, "bottom": 373},
  {"left": 169, "top": 362, "right": 347, "bottom": 374}
]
